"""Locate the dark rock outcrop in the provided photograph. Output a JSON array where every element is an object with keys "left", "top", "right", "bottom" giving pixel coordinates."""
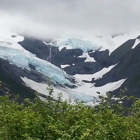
[
  {"left": 0, "top": 58, "right": 48, "bottom": 99},
  {"left": 19, "top": 38, "right": 104, "bottom": 75},
  {"left": 89, "top": 49, "right": 110, "bottom": 67},
  {"left": 64, "top": 62, "right": 103, "bottom": 75}
]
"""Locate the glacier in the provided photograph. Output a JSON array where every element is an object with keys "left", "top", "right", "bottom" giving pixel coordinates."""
[
  {"left": 50, "top": 37, "right": 101, "bottom": 52},
  {"left": 48, "top": 31, "right": 140, "bottom": 54},
  {"left": 0, "top": 32, "right": 73, "bottom": 86},
  {"left": 0, "top": 46, "right": 73, "bottom": 86}
]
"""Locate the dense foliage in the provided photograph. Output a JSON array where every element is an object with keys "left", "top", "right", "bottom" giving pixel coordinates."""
[{"left": 0, "top": 92, "right": 140, "bottom": 140}]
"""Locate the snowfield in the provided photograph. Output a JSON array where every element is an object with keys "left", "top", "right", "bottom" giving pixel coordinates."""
[
  {"left": 47, "top": 31, "right": 140, "bottom": 54},
  {"left": 21, "top": 76, "right": 126, "bottom": 104},
  {"left": 74, "top": 64, "right": 117, "bottom": 81},
  {"left": 78, "top": 53, "right": 96, "bottom": 62}
]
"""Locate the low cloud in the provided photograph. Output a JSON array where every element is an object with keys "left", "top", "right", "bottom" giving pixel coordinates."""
[{"left": 0, "top": 0, "right": 140, "bottom": 40}]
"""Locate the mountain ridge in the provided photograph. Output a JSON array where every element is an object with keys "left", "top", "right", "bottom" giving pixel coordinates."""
[{"left": 0, "top": 30, "right": 140, "bottom": 104}]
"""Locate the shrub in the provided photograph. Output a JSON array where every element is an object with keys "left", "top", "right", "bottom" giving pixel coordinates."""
[{"left": 0, "top": 93, "right": 140, "bottom": 140}]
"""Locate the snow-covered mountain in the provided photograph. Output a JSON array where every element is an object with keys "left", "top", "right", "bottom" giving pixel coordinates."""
[
  {"left": 48, "top": 32, "right": 140, "bottom": 54},
  {"left": 0, "top": 29, "right": 140, "bottom": 105}
]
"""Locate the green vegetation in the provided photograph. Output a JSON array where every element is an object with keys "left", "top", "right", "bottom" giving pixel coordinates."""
[{"left": 0, "top": 91, "right": 140, "bottom": 140}]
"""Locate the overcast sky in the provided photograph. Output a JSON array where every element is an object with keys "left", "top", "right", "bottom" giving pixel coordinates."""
[{"left": 0, "top": 0, "right": 140, "bottom": 39}]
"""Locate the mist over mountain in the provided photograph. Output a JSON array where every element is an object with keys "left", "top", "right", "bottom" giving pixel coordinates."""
[{"left": 1, "top": 0, "right": 140, "bottom": 40}]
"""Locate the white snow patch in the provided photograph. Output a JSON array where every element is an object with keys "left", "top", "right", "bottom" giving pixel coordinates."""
[
  {"left": 43, "top": 41, "right": 48, "bottom": 46},
  {"left": 74, "top": 64, "right": 117, "bottom": 82},
  {"left": 132, "top": 39, "right": 140, "bottom": 49},
  {"left": 61, "top": 64, "right": 70, "bottom": 68},
  {"left": 78, "top": 53, "right": 96, "bottom": 62},
  {"left": 71, "top": 79, "right": 126, "bottom": 98},
  {"left": 91, "top": 64, "right": 117, "bottom": 80},
  {"left": 59, "top": 45, "right": 72, "bottom": 51}
]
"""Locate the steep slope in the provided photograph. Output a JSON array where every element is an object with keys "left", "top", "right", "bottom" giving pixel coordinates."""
[
  {"left": 94, "top": 39, "right": 140, "bottom": 98},
  {"left": 0, "top": 58, "right": 35, "bottom": 99}
]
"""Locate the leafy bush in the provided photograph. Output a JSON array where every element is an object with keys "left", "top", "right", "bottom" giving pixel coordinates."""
[{"left": 0, "top": 92, "right": 140, "bottom": 140}]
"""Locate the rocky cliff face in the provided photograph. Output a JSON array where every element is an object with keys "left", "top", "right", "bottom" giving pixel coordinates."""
[
  {"left": 95, "top": 40, "right": 140, "bottom": 98},
  {"left": 0, "top": 58, "right": 36, "bottom": 99}
]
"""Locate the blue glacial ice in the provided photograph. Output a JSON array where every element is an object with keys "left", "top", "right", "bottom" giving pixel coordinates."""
[
  {"left": 0, "top": 46, "right": 73, "bottom": 86},
  {"left": 68, "top": 91, "right": 99, "bottom": 103},
  {"left": 53, "top": 38, "right": 101, "bottom": 52}
]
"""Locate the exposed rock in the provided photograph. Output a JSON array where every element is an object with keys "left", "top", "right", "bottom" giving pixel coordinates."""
[{"left": 89, "top": 49, "right": 110, "bottom": 67}]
